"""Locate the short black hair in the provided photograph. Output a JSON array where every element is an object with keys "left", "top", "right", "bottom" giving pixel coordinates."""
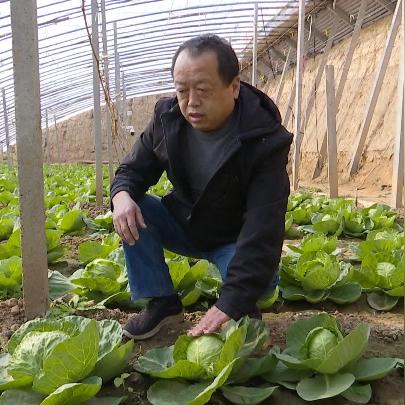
[{"left": 171, "top": 34, "right": 239, "bottom": 85}]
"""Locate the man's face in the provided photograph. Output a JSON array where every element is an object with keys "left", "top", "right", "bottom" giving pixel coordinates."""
[{"left": 173, "top": 49, "right": 240, "bottom": 132}]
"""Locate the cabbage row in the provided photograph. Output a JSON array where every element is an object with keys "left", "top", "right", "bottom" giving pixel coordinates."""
[
  {"left": 285, "top": 192, "right": 402, "bottom": 239},
  {"left": 280, "top": 231, "right": 404, "bottom": 310},
  {"left": 134, "top": 313, "right": 403, "bottom": 404},
  {"left": 0, "top": 165, "right": 114, "bottom": 299},
  {"left": 0, "top": 166, "right": 403, "bottom": 312}
]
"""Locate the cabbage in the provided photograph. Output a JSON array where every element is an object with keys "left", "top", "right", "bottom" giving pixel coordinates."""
[
  {"left": 136, "top": 318, "right": 272, "bottom": 405},
  {"left": 307, "top": 327, "right": 338, "bottom": 360},
  {"left": 0, "top": 316, "right": 133, "bottom": 402},
  {"left": 186, "top": 335, "right": 223, "bottom": 370},
  {"left": 269, "top": 313, "right": 401, "bottom": 402}
]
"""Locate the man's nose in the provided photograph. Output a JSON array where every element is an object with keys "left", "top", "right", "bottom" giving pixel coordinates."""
[{"left": 188, "top": 89, "right": 201, "bottom": 107}]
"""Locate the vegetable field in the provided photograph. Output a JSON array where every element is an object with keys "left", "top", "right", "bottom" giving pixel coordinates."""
[{"left": 0, "top": 165, "right": 403, "bottom": 405}]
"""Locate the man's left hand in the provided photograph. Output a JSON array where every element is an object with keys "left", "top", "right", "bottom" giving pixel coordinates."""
[{"left": 188, "top": 305, "right": 230, "bottom": 336}]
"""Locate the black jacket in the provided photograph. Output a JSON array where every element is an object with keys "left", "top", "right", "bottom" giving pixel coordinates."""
[{"left": 110, "top": 81, "right": 293, "bottom": 319}]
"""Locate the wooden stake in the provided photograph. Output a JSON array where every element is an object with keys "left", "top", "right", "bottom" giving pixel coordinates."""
[
  {"left": 292, "top": 0, "right": 306, "bottom": 190},
  {"left": 101, "top": 0, "right": 114, "bottom": 183},
  {"left": 392, "top": 1, "right": 405, "bottom": 208},
  {"left": 313, "top": 0, "right": 368, "bottom": 179},
  {"left": 403, "top": 0, "right": 405, "bottom": 348},
  {"left": 284, "top": 78, "right": 296, "bottom": 127},
  {"left": 92, "top": 0, "right": 103, "bottom": 206},
  {"left": 11, "top": 0, "right": 48, "bottom": 319},
  {"left": 44, "top": 108, "right": 49, "bottom": 163},
  {"left": 284, "top": 34, "right": 310, "bottom": 127},
  {"left": 1, "top": 88, "right": 12, "bottom": 169},
  {"left": 403, "top": 0, "right": 405, "bottom": 210},
  {"left": 252, "top": 3, "right": 258, "bottom": 87},
  {"left": 391, "top": 90, "right": 404, "bottom": 208},
  {"left": 348, "top": 0, "right": 402, "bottom": 176},
  {"left": 275, "top": 47, "right": 292, "bottom": 104},
  {"left": 325, "top": 65, "right": 338, "bottom": 198},
  {"left": 302, "top": 19, "right": 337, "bottom": 134},
  {"left": 54, "top": 114, "right": 60, "bottom": 163}
]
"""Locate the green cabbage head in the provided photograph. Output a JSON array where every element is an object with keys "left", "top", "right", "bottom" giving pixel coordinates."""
[
  {"left": 186, "top": 335, "right": 223, "bottom": 370},
  {"left": 306, "top": 327, "right": 338, "bottom": 360}
]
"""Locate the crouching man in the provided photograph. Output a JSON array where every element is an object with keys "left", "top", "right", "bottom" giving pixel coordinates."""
[{"left": 111, "top": 34, "right": 292, "bottom": 340}]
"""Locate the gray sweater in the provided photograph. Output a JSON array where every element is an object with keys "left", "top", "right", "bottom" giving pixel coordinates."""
[{"left": 181, "top": 105, "right": 240, "bottom": 202}]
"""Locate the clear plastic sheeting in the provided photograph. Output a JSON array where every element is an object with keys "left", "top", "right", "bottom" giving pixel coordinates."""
[{"left": 0, "top": 0, "right": 395, "bottom": 145}]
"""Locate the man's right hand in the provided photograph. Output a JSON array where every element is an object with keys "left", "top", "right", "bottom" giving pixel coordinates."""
[{"left": 112, "top": 191, "right": 147, "bottom": 245}]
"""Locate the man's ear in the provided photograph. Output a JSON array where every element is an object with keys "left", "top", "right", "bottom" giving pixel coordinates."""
[{"left": 232, "top": 76, "right": 241, "bottom": 99}]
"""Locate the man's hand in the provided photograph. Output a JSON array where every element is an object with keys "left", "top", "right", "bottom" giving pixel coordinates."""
[
  {"left": 112, "top": 191, "right": 147, "bottom": 245},
  {"left": 188, "top": 306, "right": 230, "bottom": 336}
]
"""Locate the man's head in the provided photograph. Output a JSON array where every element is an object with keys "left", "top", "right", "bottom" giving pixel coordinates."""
[{"left": 171, "top": 34, "right": 240, "bottom": 132}]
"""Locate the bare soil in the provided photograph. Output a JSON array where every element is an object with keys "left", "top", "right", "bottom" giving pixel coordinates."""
[{"left": 80, "top": 202, "right": 109, "bottom": 219}]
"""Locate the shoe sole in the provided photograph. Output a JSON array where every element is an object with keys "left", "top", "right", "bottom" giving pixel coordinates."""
[{"left": 122, "top": 312, "right": 184, "bottom": 340}]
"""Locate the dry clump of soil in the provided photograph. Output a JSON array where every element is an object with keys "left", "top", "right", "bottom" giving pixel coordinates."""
[
  {"left": 48, "top": 232, "right": 105, "bottom": 277},
  {"left": 60, "top": 233, "right": 104, "bottom": 258},
  {"left": 80, "top": 202, "right": 109, "bottom": 218},
  {"left": 0, "top": 298, "right": 25, "bottom": 348},
  {"left": 76, "top": 307, "right": 133, "bottom": 325}
]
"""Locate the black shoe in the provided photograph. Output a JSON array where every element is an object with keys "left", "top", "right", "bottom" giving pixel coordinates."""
[
  {"left": 123, "top": 295, "right": 183, "bottom": 340},
  {"left": 247, "top": 306, "right": 262, "bottom": 320}
]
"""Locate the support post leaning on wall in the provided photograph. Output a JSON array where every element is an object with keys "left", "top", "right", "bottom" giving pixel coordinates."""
[
  {"left": 252, "top": 3, "right": 258, "bottom": 87},
  {"left": 325, "top": 65, "right": 338, "bottom": 198},
  {"left": 401, "top": 0, "right": 405, "bottom": 344},
  {"left": 391, "top": 7, "right": 404, "bottom": 209},
  {"left": 275, "top": 47, "right": 292, "bottom": 104},
  {"left": 348, "top": 0, "right": 402, "bottom": 177},
  {"left": 292, "top": 0, "right": 306, "bottom": 190},
  {"left": 312, "top": 0, "right": 368, "bottom": 180}
]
